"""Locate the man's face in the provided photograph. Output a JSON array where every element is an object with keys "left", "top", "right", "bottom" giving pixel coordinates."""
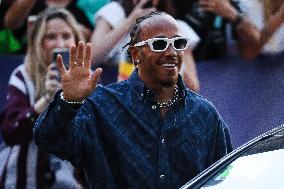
[{"left": 135, "top": 15, "right": 184, "bottom": 88}]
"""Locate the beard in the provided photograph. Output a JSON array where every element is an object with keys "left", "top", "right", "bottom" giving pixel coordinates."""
[{"left": 158, "top": 76, "right": 178, "bottom": 87}]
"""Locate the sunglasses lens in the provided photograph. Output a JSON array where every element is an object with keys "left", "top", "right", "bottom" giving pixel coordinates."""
[
  {"left": 152, "top": 40, "right": 168, "bottom": 51},
  {"left": 174, "top": 38, "right": 188, "bottom": 50}
]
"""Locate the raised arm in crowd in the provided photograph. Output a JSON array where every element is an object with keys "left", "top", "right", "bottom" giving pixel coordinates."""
[{"left": 200, "top": 0, "right": 284, "bottom": 59}]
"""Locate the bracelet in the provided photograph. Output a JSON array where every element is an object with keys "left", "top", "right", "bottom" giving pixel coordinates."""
[{"left": 60, "top": 92, "right": 85, "bottom": 104}]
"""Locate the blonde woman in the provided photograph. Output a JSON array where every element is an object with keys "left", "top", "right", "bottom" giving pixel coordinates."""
[{"left": 0, "top": 8, "right": 84, "bottom": 188}]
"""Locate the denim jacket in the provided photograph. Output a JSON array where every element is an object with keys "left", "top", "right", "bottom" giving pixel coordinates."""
[{"left": 34, "top": 69, "right": 232, "bottom": 189}]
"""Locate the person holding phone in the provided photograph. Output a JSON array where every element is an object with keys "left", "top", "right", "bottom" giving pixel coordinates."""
[
  {"left": 174, "top": 0, "right": 241, "bottom": 61},
  {"left": 195, "top": 0, "right": 284, "bottom": 60},
  {"left": 202, "top": 0, "right": 284, "bottom": 59},
  {"left": 91, "top": 0, "right": 200, "bottom": 91},
  {"left": 34, "top": 12, "right": 232, "bottom": 189},
  {"left": 0, "top": 8, "right": 85, "bottom": 188}
]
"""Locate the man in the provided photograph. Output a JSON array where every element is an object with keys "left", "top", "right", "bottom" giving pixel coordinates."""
[{"left": 34, "top": 12, "right": 232, "bottom": 189}]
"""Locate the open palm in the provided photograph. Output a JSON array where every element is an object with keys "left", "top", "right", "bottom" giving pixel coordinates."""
[{"left": 56, "top": 41, "right": 102, "bottom": 101}]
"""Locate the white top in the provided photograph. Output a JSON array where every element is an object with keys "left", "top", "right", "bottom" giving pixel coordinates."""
[
  {"left": 95, "top": 1, "right": 200, "bottom": 64},
  {"left": 238, "top": 0, "right": 284, "bottom": 54},
  {"left": 95, "top": 1, "right": 126, "bottom": 29}
]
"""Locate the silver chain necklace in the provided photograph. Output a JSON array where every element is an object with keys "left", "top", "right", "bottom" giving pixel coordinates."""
[{"left": 147, "top": 85, "right": 179, "bottom": 108}]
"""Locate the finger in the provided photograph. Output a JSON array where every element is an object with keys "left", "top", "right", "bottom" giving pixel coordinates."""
[
  {"left": 199, "top": 2, "right": 212, "bottom": 10},
  {"left": 144, "top": 7, "right": 156, "bottom": 14},
  {"left": 47, "top": 79, "right": 60, "bottom": 87},
  {"left": 202, "top": 6, "right": 214, "bottom": 12},
  {"left": 56, "top": 55, "right": 67, "bottom": 76},
  {"left": 77, "top": 41, "right": 84, "bottom": 66},
  {"left": 84, "top": 43, "right": 92, "bottom": 69},
  {"left": 46, "top": 80, "right": 62, "bottom": 90},
  {"left": 199, "top": 1, "right": 209, "bottom": 7},
  {"left": 90, "top": 68, "right": 102, "bottom": 89},
  {"left": 137, "top": 0, "right": 149, "bottom": 8},
  {"left": 69, "top": 44, "right": 77, "bottom": 69},
  {"left": 52, "top": 82, "right": 62, "bottom": 90},
  {"left": 47, "top": 70, "right": 60, "bottom": 80}
]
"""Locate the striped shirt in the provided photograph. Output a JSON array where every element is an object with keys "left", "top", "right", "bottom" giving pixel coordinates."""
[{"left": 0, "top": 64, "right": 51, "bottom": 189}]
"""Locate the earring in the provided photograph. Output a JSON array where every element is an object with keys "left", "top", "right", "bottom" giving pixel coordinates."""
[{"left": 136, "top": 59, "right": 140, "bottom": 64}]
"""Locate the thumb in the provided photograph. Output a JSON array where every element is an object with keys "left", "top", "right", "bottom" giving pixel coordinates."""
[
  {"left": 90, "top": 68, "right": 102, "bottom": 89},
  {"left": 57, "top": 54, "right": 67, "bottom": 76}
]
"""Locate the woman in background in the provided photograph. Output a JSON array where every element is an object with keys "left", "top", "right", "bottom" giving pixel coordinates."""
[{"left": 0, "top": 8, "right": 85, "bottom": 188}]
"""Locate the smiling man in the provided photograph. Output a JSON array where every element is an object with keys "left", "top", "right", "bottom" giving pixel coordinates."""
[{"left": 34, "top": 12, "right": 232, "bottom": 189}]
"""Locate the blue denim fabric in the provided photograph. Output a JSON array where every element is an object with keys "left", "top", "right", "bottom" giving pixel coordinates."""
[{"left": 34, "top": 69, "right": 232, "bottom": 189}]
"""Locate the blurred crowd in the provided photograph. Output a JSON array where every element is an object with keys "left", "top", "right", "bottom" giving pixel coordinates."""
[{"left": 0, "top": 0, "right": 284, "bottom": 188}]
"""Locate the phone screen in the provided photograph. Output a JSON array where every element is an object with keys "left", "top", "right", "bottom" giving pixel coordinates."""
[{"left": 53, "top": 48, "right": 70, "bottom": 69}]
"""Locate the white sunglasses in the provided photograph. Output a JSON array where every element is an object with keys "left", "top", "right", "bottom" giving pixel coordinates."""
[{"left": 134, "top": 37, "right": 191, "bottom": 52}]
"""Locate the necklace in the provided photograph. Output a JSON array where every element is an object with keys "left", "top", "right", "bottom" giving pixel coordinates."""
[{"left": 147, "top": 85, "right": 179, "bottom": 108}]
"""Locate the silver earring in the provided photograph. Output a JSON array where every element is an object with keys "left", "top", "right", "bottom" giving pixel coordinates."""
[{"left": 136, "top": 59, "right": 140, "bottom": 64}]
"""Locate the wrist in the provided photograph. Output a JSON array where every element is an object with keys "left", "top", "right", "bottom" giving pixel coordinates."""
[
  {"left": 60, "top": 92, "right": 85, "bottom": 105},
  {"left": 232, "top": 12, "right": 244, "bottom": 26},
  {"left": 34, "top": 96, "right": 49, "bottom": 114}
]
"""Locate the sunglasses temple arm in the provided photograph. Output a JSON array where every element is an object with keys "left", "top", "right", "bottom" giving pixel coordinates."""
[{"left": 134, "top": 41, "right": 147, "bottom": 47}]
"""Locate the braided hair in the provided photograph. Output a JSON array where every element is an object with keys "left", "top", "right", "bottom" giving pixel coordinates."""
[{"left": 126, "top": 11, "right": 167, "bottom": 64}]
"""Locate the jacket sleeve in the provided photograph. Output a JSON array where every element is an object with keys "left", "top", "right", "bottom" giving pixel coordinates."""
[
  {"left": 213, "top": 116, "right": 233, "bottom": 162},
  {"left": 0, "top": 85, "right": 38, "bottom": 145},
  {"left": 33, "top": 91, "right": 95, "bottom": 168}
]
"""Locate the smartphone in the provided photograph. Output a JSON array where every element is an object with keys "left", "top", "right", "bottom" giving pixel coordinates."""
[
  {"left": 53, "top": 48, "right": 70, "bottom": 69},
  {"left": 143, "top": 0, "right": 153, "bottom": 8}
]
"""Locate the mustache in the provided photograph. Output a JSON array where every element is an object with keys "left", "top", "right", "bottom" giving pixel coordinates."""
[{"left": 159, "top": 57, "right": 180, "bottom": 63}]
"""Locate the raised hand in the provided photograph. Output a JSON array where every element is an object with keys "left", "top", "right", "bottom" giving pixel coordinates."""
[
  {"left": 199, "top": 0, "right": 238, "bottom": 21},
  {"left": 129, "top": 0, "right": 156, "bottom": 23},
  {"left": 57, "top": 41, "right": 102, "bottom": 102},
  {"left": 277, "top": 2, "right": 284, "bottom": 21}
]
